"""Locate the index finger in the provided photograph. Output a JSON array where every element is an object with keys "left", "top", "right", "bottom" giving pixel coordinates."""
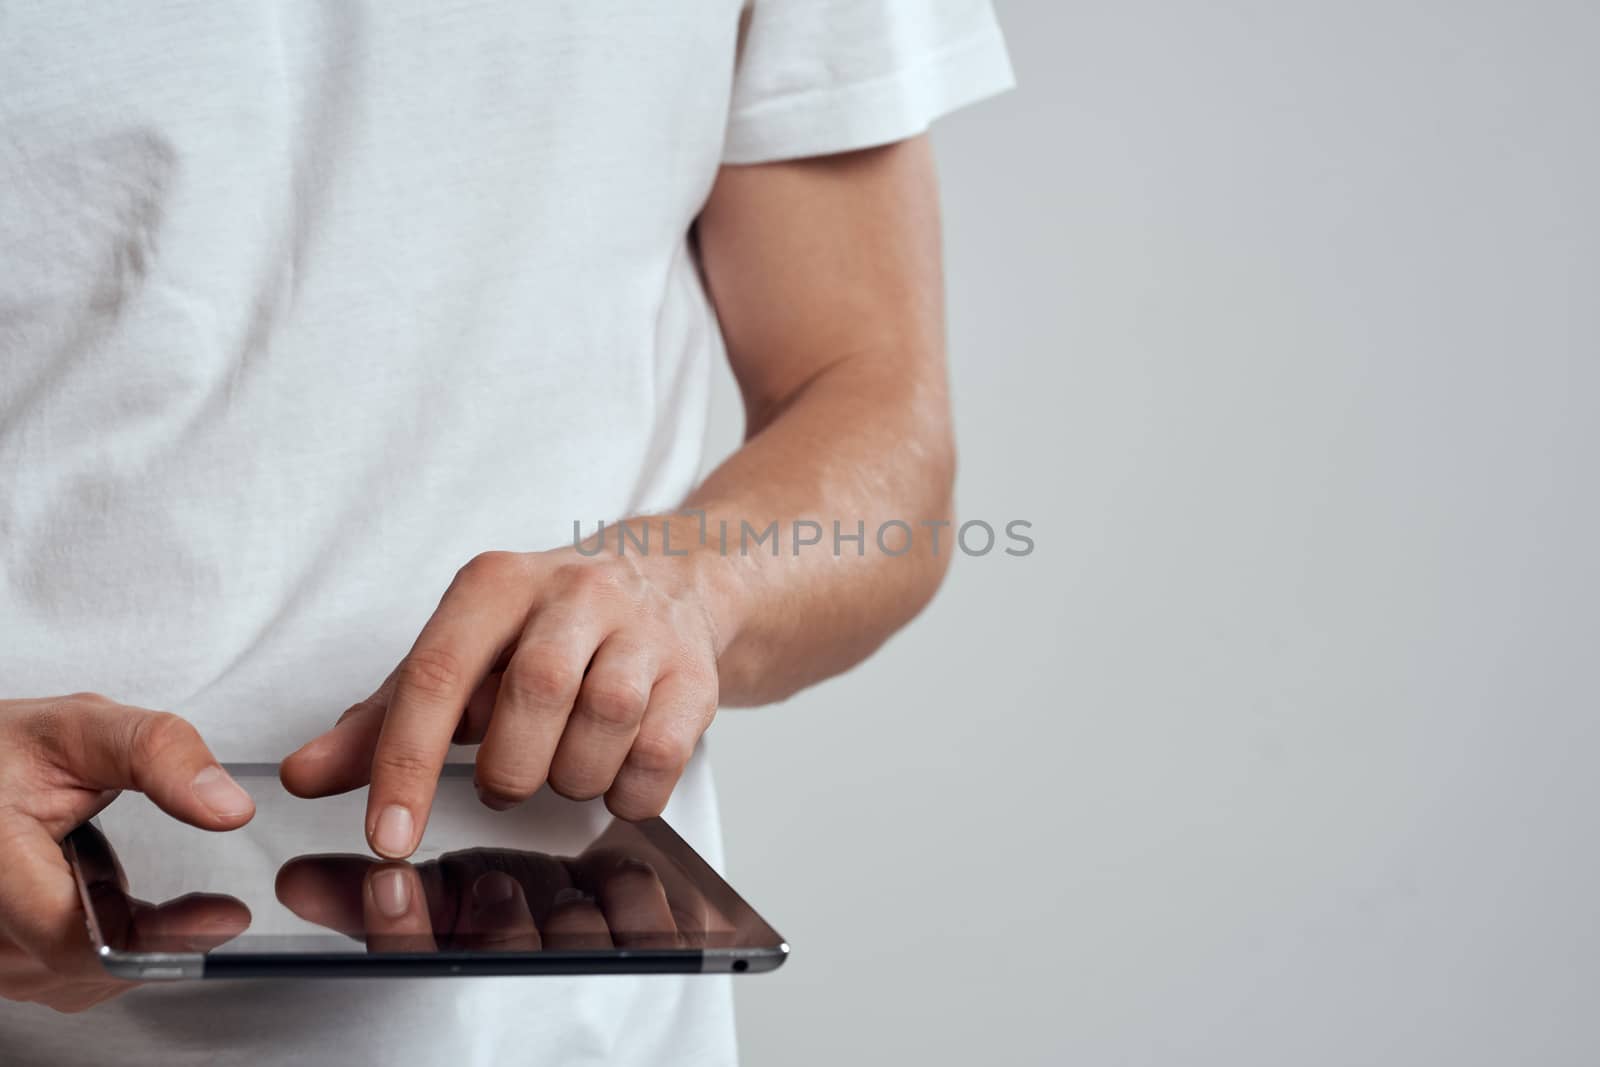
[{"left": 366, "top": 553, "right": 533, "bottom": 859}]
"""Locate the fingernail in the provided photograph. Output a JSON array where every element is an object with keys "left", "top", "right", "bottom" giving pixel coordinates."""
[
  {"left": 191, "top": 766, "right": 253, "bottom": 818},
  {"left": 472, "top": 871, "right": 518, "bottom": 907},
  {"left": 372, "top": 805, "right": 415, "bottom": 857},
  {"left": 374, "top": 868, "right": 410, "bottom": 919}
]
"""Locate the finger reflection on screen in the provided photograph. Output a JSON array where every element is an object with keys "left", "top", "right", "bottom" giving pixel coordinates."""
[
  {"left": 275, "top": 842, "right": 709, "bottom": 953},
  {"left": 72, "top": 824, "right": 252, "bottom": 955},
  {"left": 452, "top": 871, "right": 542, "bottom": 951},
  {"left": 363, "top": 863, "right": 437, "bottom": 954}
]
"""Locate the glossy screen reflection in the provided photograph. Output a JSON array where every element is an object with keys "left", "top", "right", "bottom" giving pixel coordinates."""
[{"left": 65, "top": 766, "right": 782, "bottom": 964}]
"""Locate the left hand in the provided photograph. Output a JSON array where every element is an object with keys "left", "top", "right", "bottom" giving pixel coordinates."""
[
  {"left": 279, "top": 531, "right": 735, "bottom": 859},
  {"left": 1, "top": 824, "right": 249, "bottom": 1013}
]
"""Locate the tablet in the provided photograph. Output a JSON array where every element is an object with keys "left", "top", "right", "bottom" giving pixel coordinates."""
[{"left": 62, "top": 764, "right": 787, "bottom": 979}]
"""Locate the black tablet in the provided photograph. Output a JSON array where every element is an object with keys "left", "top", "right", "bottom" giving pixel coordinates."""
[{"left": 62, "top": 764, "right": 787, "bottom": 979}]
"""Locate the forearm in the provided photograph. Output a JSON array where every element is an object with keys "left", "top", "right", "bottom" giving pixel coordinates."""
[{"left": 681, "top": 353, "right": 955, "bottom": 706}]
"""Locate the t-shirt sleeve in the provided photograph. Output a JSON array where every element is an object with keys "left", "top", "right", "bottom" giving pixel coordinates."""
[{"left": 721, "top": 0, "right": 1016, "bottom": 165}]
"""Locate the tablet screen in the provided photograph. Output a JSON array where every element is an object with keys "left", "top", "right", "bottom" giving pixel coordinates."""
[{"left": 64, "top": 765, "right": 784, "bottom": 973}]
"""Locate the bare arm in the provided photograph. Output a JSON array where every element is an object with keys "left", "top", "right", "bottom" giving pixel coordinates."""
[
  {"left": 688, "top": 133, "right": 955, "bottom": 705},
  {"left": 282, "top": 135, "right": 960, "bottom": 845}
]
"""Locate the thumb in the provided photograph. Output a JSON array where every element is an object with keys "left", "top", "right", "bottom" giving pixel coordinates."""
[{"left": 52, "top": 700, "right": 255, "bottom": 832}]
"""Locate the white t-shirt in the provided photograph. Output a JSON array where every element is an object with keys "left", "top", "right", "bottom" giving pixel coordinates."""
[{"left": 0, "top": 3, "right": 1012, "bottom": 1064}]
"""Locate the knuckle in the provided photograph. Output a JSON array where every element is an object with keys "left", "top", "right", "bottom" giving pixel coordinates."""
[
  {"left": 66, "top": 690, "right": 113, "bottom": 707},
  {"left": 579, "top": 680, "right": 649, "bottom": 733},
  {"left": 131, "top": 712, "right": 199, "bottom": 768},
  {"left": 502, "top": 655, "right": 579, "bottom": 708},
  {"left": 625, "top": 733, "right": 688, "bottom": 777},
  {"left": 372, "top": 743, "right": 438, "bottom": 785},
  {"left": 547, "top": 768, "right": 608, "bottom": 802},
  {"left": 546, "top": 745, "right": 622, "bottom": 800},
  {"left": 458, "top": 550, "right": 520, "bottom": 584},
  {"left": 605, "top": 785, "right": 666, "bottom": 821},
  {"left": 474, "top": 763, "right": 544, "bottom": 803},
  {"left": 398, "top": 647, "right": 466, "bottom": 699}
]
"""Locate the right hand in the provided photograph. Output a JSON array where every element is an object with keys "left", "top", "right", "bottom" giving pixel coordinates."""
[{"left": 0, "top": 693, "right": 256, "bottom": 1012}]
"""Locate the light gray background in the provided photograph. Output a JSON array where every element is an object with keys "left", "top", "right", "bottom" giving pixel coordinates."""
[{"left": 705, "top": 2, "right": 1599, "bottom": 1064}]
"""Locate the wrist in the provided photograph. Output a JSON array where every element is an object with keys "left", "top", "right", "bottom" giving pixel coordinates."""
[
  {"left": 597, "top": 512, "right": 755, "bottom": 658},
  {"left": 663, "top": 513, "right": 754, "bottom": 659}
]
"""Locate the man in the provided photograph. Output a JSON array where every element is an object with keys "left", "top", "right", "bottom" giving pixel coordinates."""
[{"left": 0, "top": 2, "right": 1012, "bottom": 1063}]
